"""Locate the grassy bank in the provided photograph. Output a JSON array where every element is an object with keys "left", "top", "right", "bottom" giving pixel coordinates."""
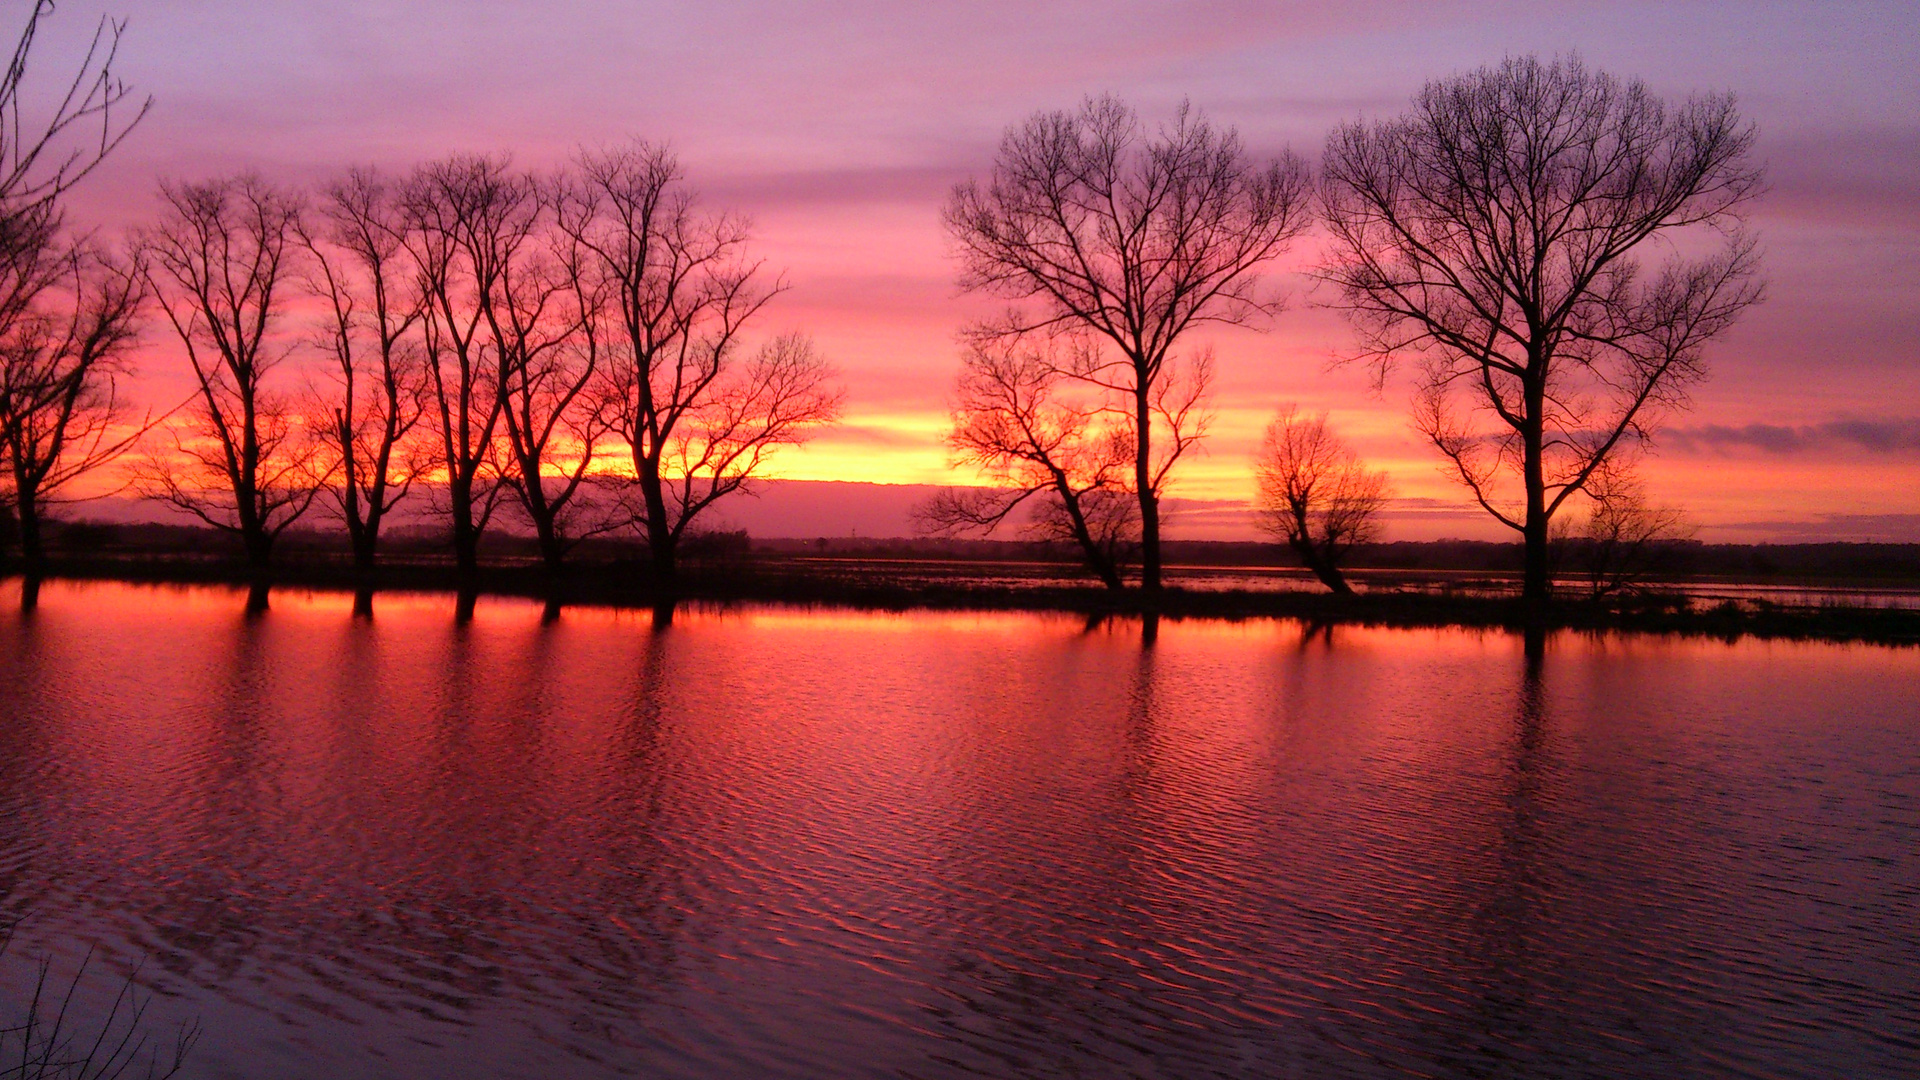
[{"left": 5, "top": 551, "right": 1919, "bottom": 646}]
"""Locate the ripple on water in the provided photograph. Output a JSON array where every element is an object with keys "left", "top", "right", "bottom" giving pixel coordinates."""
[{"left": 0, "top": 581, "right": 1914, "bottom": 1079}]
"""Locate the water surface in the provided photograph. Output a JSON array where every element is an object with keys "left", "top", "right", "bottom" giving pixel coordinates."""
[{"left": 0, "top": 580, "right": 1914, "bottom": 1079}]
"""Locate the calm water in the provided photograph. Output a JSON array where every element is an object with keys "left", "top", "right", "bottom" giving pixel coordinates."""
[{"left": 0, "top": 580, "right": 1915, "bottom": 1079}]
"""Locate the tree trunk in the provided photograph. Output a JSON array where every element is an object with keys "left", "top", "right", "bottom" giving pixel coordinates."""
[
  {"left": 1051, "top": 472, "right": 1124, "bottom": 591},
  {"left": 1295, "top": 544, "right": 1354, "bottom": 595},
  {"left": 243, "top": 527, "right": 274, "bottom": 570},
  {"left": 1134, "top": 384, "right": 1160, "bottom": 593},
  {"left": 342, "top": 444, "right": 367, "bottom": 568},
  {"left": 638, "top": 460, "right": 677, "bottom": 579},
  {"left": 649, "top": 538, "right": 677, "bottom": 579},
  {"left": 528, "top": 505, "right": 563, "bottom": 571},
  {"left": 518, "top": 456, "right": 567, "bottom": 572},
  {"left": 450, "top": 477, "right": 479, "bottom": 577},
  {"left": 346, "top": 504, "right": 379, "bottom": 570},
  {"left": 539, "top": 531, "right": 565, "bottom": 573},
  {"left": 1523, "top": 514, "right": 1552, "bottom": 601},
  {"left": 16, "top": 494, "right": 43, "bottom": 574},
  {"left": 529, "top": 493, "right": 565, "bottom": 573},
  {"left": 352, "top": 540, "right": 376, "bottom": 573},
  {"left": 454, "top": 526, "right": 478, "bottom": 576},
  {"left": 1522, "top": 375, "right": 1551, "bottom": 601}
]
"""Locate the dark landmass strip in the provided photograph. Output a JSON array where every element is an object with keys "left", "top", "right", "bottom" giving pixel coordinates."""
[
  {"left": 4, "top": 521, "right": 1918, "bottom": 645},
  {"left": 25, "top": 519, "right": 1920, "bottom": 580}
]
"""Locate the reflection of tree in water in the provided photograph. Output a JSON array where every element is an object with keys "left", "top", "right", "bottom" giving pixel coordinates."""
[
  {"left": 555, "top": 610, "right": 709, "bottom": 1040},
  {"left": 0, "top": 603, "right": 60, "bottom": 923},
  {"left": 359, "top": 606, "right": 708, "bottom": 1044},
  {"left": 3, "top": 598, "right": 721, "bottom": 1070},
  {"left": 1296, "top": 618, "right": 1336, "bottom": 654},
  {"left": 909, "top": 625, "right": 1151, "bottom": 1074},
  {"left": 1439, "top": 625, "right": 1560, "bottom": 1071},
  {"left": 6, "top": 594, "right": 1903, "bottom": 1076},
  {"left": 120, "top": 608, "right": 279, "bottom": 994},
  {"left": 1411, "top": 626, "right": 1709, "bottom": 1076},
  {"left": 910, "top": 621, "right": 1306, "bottom": 1077}
]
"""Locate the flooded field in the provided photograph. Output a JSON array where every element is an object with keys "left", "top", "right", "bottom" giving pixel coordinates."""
[{"left": 0, "top": 580, "right": 1915, "bottom": 1079}]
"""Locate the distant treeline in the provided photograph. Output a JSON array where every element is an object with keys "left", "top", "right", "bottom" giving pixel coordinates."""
[
  {"left": 17, "top": 517, "right": 1918, "bottom": 584},
  {"left": 775, "top": 537, "right": 1920, "bottom": 582}
]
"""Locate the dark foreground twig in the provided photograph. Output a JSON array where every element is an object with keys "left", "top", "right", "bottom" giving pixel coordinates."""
[{"left": 0, "top": 928, "right": 198, "bottom": 1080}]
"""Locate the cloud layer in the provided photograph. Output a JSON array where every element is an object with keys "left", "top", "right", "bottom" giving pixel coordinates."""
[{"left": 22, "top": 0, "right": 1920, "bottom": 542}]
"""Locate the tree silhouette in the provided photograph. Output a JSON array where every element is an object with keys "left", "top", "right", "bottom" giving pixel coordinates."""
[
  {"left": 559, "top": 143, "right": 840, "bottom": 577},
  {"left": 1252, "top": 405, "right": 1389, "bottom": 595},
  {"left": 1319, "top": 55, "right": 1763, "bottom": 599},
  {"left": 0, "top": 0, "right": 149, "bottom": 573},
  {"left": 919, "top": 329, "right": 1194, "bottom": 590},
  {"left": 135, "top": 176, "right": 323, "bottom": 569},
  {"left": 298, "top": 168, "right": 429, "bottom": 572},
  {"left": 947, "top": 96, "right": 1310, "bottom": 592},
  {"left": 401, "top": 155, "right": 520, "bottom": 577},
  {"left": 0, "top": 245, "right": 146, "bottom": 571}
]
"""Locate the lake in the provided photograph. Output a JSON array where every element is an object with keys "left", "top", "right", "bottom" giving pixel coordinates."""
[{"left": 0, "top": 579, "right": 1914, "bottom": 1079}]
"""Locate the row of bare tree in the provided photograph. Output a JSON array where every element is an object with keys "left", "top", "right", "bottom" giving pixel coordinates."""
[
  {"left": 0, "top": 6, "right": 842, "bottom": 583},
  {"left": 922, "top": 55, "right": 1762, "bottom": 599},
  {"left": 3, "top": 161, "right": 840, "bottom": 582},
  {"left": 124, "top": 153, "right": 841, "bottom": 577}
]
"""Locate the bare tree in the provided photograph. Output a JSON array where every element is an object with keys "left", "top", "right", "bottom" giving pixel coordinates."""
[
  {"left": 1253, "top": 405, "right": 1390, "bottom": 595},
  {"left": 916, "top": 333, "right": 1138, "bottom": 589},
  {"left": 402, "top": 155, "right": 517, "bottom": 577},
  {"left": 1557, "top": 461, "right": 1695, "bottom": 598},
  {"left": 0, "top": 0, "right": 149, "bottom": 569},
  {"left": 559, "top": 143, "right": 840, "bottom": 577},
  {"left": 0, "top": 244, "right": 145, "bottom": 570},
  {"left": 495, "top": 176, "right": 611, "bottom": 570},
  {"left": 298, "top": 168, "right": 427, "bottom": 571},
  {"left": 135, "top": 176, "right": 322, "bottom": 569},
  {"left": 945, "top": 96, "right": 1310, "bottom": 591},
  {"left": 405, "top": 156, "right": 621, "bottom": 573},
  {"left": 1318, "top": 54, "right": 1763, "bottom": 600}
]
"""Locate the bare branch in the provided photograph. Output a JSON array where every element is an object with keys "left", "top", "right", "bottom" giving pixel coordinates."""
[
  {"left": 0, "top": 241, "right": 150, "bottom": 564},
  {"left": 1317, "top": 54, "right": 1763, "bottom": 598},
  {"left": 132, "top": 175, "right": 319, "bottom": 567},
  {"left": 297, "top": 167, "right": 431, "bottom": 568},
  {"left": 947, "top": 96, "right": 1310, "bottom": 589},
  {"left": 1252, "top": 405, "right": 1390, "bottom": 594},
  {"left": 562, "top": 142, "right": 839, "bottom": 575},
  {"left": 917, "top": 331, "right": 1135, "bottom": 589}
]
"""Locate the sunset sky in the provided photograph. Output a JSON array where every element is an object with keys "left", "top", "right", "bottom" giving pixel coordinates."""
[{"left": 41, "top": 0, "right": 1920, "bottom": 542}]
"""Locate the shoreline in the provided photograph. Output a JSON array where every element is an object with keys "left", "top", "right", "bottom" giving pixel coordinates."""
[{"left": 5, "top": 554, "right": 1918, "bottom": 646}]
